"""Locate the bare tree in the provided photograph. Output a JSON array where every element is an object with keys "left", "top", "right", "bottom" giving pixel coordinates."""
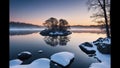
[
  {"left": 87, "top": 0, "right": 110, "bottom": 37},
  {"left": 59, "top": 19, "right": 70, "bottom": 31},
  {"left": 43, "top": 17, "right": 70, "bottom": 32},
  {"left": 43, "top": 17, "right": 58, "bottom": 31}
]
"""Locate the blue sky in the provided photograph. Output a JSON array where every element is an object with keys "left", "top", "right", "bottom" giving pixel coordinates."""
[{"left": 10, "top": 0, "right": 96, "bottom": 25}]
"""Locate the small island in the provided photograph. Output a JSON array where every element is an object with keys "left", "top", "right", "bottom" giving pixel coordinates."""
[{"left": 40, "top": 17, "right": 72, "bottom": 36}]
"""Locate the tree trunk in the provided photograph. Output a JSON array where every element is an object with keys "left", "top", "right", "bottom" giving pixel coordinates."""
[{"left": 103, "top": 0, "right": 110, "bottom": 37}]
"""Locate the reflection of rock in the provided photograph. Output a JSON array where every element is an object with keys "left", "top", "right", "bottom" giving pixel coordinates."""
[
  {"left": 40, "top": 29, "right": 72, "bottom": 36},
  {"left": 17, "top": 51, "right": 32, "bottom": 61},
  {"left": 44, "top": 36, "right": 70, "bottom": 47}
]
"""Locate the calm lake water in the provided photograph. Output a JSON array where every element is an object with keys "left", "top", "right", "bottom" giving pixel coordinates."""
[{"left": 10, "top": 28, "right": 106, "bottom": 68}]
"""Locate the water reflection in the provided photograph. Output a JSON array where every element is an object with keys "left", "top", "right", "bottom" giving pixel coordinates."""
[
  {"left": 44, "top": 36, "right": 70, "bottom": 47},
  {"left": 10, "top": 30, "right": 39, "bottom": 36}
]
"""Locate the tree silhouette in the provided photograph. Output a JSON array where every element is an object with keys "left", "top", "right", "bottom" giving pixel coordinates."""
[
  {"left": 59, "top": 19, "right": 70, "bottom": 31},
  {"left": 43, "top": 17, "right": 70, "bottom": 32},
  {"left": 43, "top": 17, "right": 58, "bottom": 31},
  {"left": 87, "top": 0, "right": 110, "bottom": 37}
]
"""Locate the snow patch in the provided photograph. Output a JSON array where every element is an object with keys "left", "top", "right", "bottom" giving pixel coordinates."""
[
  {"left": 49, "top": 31, "right": 63, "bottom": 35},
  {"left": 10, "top": 58, "right": 50, "bottom": 68},
  {"left": 10, "top": 59, "right": 23, "bottom": 67},
  {"left": 38, "top": 50, "right": 43, "bottom": 53},
  {"left": 51, "top": 52, "right": 74, "bottom": 67},
  {"left": 18, "top": 51, "right": 31, "bottom": 56},
  {"left": 10, "top": 65, "right": 28, "bottom": 68},
  {"left": 28, "top": 58, "right": 50, "bottom": 68},
  {"left": 89, "top": 62, "right": 110, "bottom": 68}
]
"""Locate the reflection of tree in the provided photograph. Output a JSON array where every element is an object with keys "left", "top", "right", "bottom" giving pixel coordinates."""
[
  {"left": 44, "top": 36, "right": 58, "bottom": 47},
  {"left": 44, "top": 36, "right": 70, "bottom": 47},
  {"left": 59, "top": 36, "right": 70, "bottom": 46}
]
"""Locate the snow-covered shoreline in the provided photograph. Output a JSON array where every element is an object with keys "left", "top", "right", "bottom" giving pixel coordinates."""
[{"left": 79, "top": 37, "right": 111, "bottom": 68}]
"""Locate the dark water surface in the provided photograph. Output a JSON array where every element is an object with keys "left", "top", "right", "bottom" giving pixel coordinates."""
[{"left": 10, "top": 29, "right": 106, "bottom": 68}]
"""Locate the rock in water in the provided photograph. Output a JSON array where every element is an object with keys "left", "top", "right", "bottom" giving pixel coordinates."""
[
  {"left": 38, "top": 50, "right": 43, "bottom": 53},
  {"left": 50, "top": 52, "right": 74, "bottom": 67},
  {"left": 82, "top": 42, "right": 93, "bottom": 47},
  {"left": 17, "top": 51, "right": 32, "bottom": 61},
  {"left": 79, "top": 44, "right": 96, "bottom": 54},
  {"left": 97, "top": 44, "right": 111, "bottom": 54}
]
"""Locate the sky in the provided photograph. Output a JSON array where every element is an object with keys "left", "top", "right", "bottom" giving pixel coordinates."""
[{"left": 10, "top": 0, "right": 97, "bottom": 26}]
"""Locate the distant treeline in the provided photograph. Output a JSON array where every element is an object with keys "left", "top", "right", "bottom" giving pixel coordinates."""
[
  {"left": 70, "top": 25, "right": 105, "bottom": 28},
  {"left": 10, "top": 22, "right": 42, "bottom": 28}
]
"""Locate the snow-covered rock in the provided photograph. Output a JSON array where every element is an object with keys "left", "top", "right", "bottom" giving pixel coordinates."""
[
  {"left": 38, "top": 50, "right": 43, "bottom": 53},
  {"left": 17, "top": 51, "right": 32, "bottom": 60},
  {"left": 50, "top": 52, "right": 74, "bottom": 67},
  {"left": 93, "top": 37, "right": 111, "bottom": 45},
  {"left": 28, "top": 58, "right": 50, "bottom": 68},
  {"left": 49, "top": 32, "right": 63, "bottom": 35},
  {"left": 79, "top": 43, "right": 96, "bottom": 54},
  {"left": 79, "top": 37, "right": 111, "bottom": 68},
  {"left": 10, "top": 58, "right": 50, "bottom": 68},
  {"left": 10, "top": 59, "right": 23, "bottom": 67}
]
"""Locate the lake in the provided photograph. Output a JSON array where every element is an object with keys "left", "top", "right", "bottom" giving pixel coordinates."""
[{"left": 9, "top": 28, "right": 106, "bottom": 68}]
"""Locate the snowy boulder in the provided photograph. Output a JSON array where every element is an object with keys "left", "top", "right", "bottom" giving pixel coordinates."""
[
  {"left": 82, "top": 42, "right": 93, "bottom": 47},
  {"left": 50, "top": 52, "right": 74, "bottom": 67},
  {"left": 28, "top": 58, "right": 50, "bottom": 68},
  {"left": 93, "top": 37, "right": 111, "bottom": 46},
  {"left": 79, "top": 44, "right": 96, "bottom": 54},
  {"left": 10, "top": 59, "right": 23, "bottom": 67},
  {"left": 97, "top": 43, "right": 111, "bottom": 54},
  {"left": 10, "top": 58, "right": 50, "bottom": 68},
  {"left": 17, "top": 51, "right": 32, "bottom": 61},
  {"left": 93, "top": 37, "right": 111, "bottom": 54}
]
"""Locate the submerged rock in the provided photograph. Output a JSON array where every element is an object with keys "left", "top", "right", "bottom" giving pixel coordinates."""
[
  {"left": 50, "top": 52, "right": 74, "bottom": 67},
  {"left": 17, "top": 51, "right": 32, "bottom": 61}
]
